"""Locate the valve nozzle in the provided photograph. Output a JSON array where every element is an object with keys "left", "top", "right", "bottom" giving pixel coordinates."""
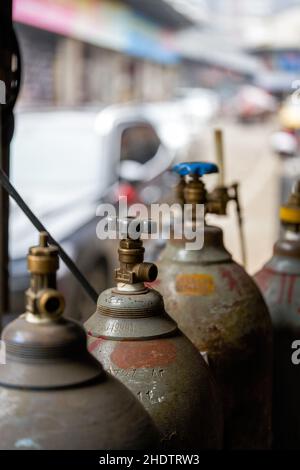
[{"left": 38, "top": 289, "right": 65, "bottom": 318}]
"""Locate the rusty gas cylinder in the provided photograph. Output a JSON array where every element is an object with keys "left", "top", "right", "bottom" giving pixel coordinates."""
[
  {"left": 0, "top": 232, "right": 158, "bottom": 450},
  {"left": 85, "top": 217, "right": 223, "bottom": 449},
  {"left": 255, "top": 181, "right": 300, "bottom": 449},
  {"left": 155, "top": 162, "right": 272, "bottom": 449}
]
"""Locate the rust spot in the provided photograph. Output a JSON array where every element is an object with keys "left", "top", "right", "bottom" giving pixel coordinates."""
[
  {"left": 220, "top": 267, "right": 242, "bottom": 295},
  {"left": 111, "top": 340, "right": 176, "bottom": 369},
  {"left": 175, "top": 273, "right": 215, "bottom": 296}
]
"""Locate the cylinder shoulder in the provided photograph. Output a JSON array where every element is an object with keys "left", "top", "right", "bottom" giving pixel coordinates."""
[{"left": 0, "top": 374, "right": 158, "bottom": 450}]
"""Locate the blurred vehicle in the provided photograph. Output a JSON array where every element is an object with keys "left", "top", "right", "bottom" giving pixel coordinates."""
[
  {"left": 271, "top": 98, "right": 300, "bottom": 158},
  {"left": 9, "top": 105, "right": 177, "bottom": 322},
  {"left": 232, "top": 85, "right": 277, "bottom": 123}
]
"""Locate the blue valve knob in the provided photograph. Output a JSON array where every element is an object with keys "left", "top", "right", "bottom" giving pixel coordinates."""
[{"left": 173, "top": 162, "right": 219, "bottom": 177}]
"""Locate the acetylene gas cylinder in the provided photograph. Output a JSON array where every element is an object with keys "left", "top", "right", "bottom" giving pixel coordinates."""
[
  {"left": 155, "top": 162, "right": 272, "bottom": 449},
  {"left": 255, "top": 181, "right": 300, "bottom": 449},
  {"left": 0, "top": 232, "right": 158, "bottom": 450},
  {"left": 85, "top": 218, "right": 223, "bottom": 450}
]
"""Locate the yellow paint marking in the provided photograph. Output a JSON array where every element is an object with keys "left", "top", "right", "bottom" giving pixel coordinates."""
[{"left": 175, "top": 274, "right": 215, "bottom": 296}]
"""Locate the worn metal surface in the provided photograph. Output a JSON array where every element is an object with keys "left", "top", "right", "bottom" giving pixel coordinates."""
[
  {"left": 0, "top": 318, "right": 158, "bottom": 449},
  {"left": 0, "top": 373, "right": 158, "bottom": 450},
  {"left": 0, "top": 234, "right": 158, "bottom": 450},
  {"left": 255, "top": 232, "right": 300, "bottom": 449},
  {"left": 156, "top": 224, "right": 272, "bottom": 449},
  {"left": 85, "top": 286, "right": 223, "bottom": 449}
]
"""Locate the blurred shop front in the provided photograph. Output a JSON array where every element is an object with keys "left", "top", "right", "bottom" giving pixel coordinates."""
[{"left": 13, "top": 0, "right": 184, "bottom": 106}]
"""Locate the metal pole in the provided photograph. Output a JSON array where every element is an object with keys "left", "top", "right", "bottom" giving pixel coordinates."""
[
  {"left": 214, "top": 128, "right": 225, "bottom": 187},
  {"left": 0, "top": 0, "right": 14, "bottom": 330}
]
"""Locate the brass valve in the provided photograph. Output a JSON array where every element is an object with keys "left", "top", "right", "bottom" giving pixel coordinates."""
[
  {"left": 176, "top": 176, "right": 186, "bottom": 206},
  {"left": 173, "top": 162, "right": 241, "bottom": 219},
  {"left": 26, "top": 232, "right": 65, "bottom": 322},
  {"left": 113, "top": 217, "right": 158, "bottom": 285},
  {"left": 172, "top": 162, "right": 217, "bottom": 223},
  {"left": 207, "top": 182, "right": 241, "bottom": 216},
  {"left": 206, "top": 182, "right": 246, "bottom": 266},
  {"left": 172, "top": 130, "right": 246, "bottom": 267},
  {"left": 184, "top": 174, "right": 207, "bottom": 207}
]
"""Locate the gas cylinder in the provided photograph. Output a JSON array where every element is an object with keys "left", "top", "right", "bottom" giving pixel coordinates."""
[
  {"left": 255, "top": 181, "right": 300, "bottom": 449},
  {"left": 0, "top": 232, "right": 158, "bottom": 450},
  {"left": 85, "top": 217, "right": 223, "bottom": 449},
  {"left": 156, "top": 162, "right": 272, "bottom": 449}
]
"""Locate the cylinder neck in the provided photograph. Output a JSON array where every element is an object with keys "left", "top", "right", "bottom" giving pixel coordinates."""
[
  {"left": 168, "top": 224, "right": 231, "bottom": 263},
  {"left": 280, "top": 180, "right": 300, "bottom": 232},
  {"left": 274, "top": 229, "right": 300, "bottom": 259},
  {"left": 274, "top": 181, "right": 300, "bottom": 259}
]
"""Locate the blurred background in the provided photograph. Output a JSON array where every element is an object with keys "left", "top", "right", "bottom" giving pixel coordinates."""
[{"left": 8, "top": 0, "right": 300, "bottom": 319}]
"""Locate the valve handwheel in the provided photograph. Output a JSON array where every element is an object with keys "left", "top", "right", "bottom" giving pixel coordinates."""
[{"left": 173, "top": 162, "right": 219, "bottom": 177}]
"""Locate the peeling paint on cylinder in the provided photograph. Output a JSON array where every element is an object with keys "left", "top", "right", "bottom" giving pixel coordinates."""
[
  {"left": 85, "top": 287, "right": 224, "bottom": 450},
  {"left": 110, "top": 340, "right": 177, "bottom": 369},
  {"left": 156, "top": 225, "right": 272, "bottom": 449}
]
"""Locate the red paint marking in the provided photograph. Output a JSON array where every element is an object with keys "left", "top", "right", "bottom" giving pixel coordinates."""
[
  {"left": 145, "top": 280, "right": 161, "bottom": 288},
  {"left": 111, "top": 340, "right": 176, "bottom": 370},
  {"left": 88, "top": 337, "right": 105, "bottom": 353},
  {"left": 255, "top": 269, "right": 274, "bottom": 293},
  {"left": 220, "top": 267, "right": 242, "bottom": 296},
  {"left": 288, "top": 275, "right": 297, "bottom": 304},
  {"left": 278, "top": 274, "right": 287, "bottom": 304}
]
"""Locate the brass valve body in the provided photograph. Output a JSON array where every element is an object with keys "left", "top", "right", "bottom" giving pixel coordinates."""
[{"left": 116, "top": 237, "right": 157, "bottom": 285}]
